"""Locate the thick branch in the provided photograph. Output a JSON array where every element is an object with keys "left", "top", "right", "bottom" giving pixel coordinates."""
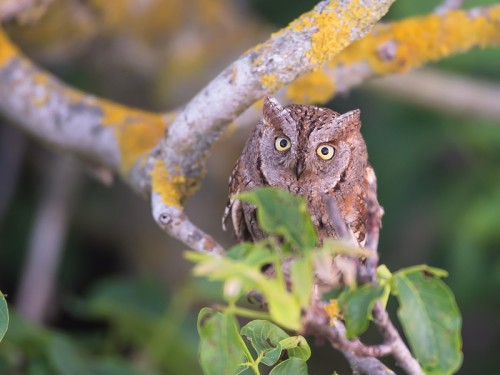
[{"left": 286, "top": 5, "right": 500, "bottom": 104}]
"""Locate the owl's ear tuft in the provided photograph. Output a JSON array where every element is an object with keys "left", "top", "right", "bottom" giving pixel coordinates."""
[
  {"left": 336, "top": 109, "right": 361, "bottom": 132},
  {"left": 263, "top": 97, "right": 284, "bottom": 119},
  {"left": 262, "top": 97, "right": 295, "bottom": 131}
]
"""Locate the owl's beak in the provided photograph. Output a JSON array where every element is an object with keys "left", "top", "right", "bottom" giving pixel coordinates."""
[{"left": 295, "top": 161, "right": 305, "bottom": 179}]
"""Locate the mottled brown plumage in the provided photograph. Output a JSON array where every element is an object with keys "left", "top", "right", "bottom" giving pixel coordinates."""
[{"left": 223, "top": 97, "right": 373, "bottom": 248}]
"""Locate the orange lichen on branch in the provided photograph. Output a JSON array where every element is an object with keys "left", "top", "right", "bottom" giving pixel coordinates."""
[
  {"left": 258, "top": 0, "right": 392, "bottom": 62},
  {"left": 151, "top": 159, "right": 198, "bottom": 208},
  {"left": 248, "top": 0, "right": 393, "bottom": 93},
  {"left": 291, "top": 0, "right": 387, "bottom": 65},
  {"left": 338, "top": 6, "right": 500, "bottom": 74},
  {"left": 286, "top": 6, "right": 500, "bottom": 104}
]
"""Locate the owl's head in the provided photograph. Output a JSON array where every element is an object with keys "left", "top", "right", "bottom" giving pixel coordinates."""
[{"left": 258, "top": 97, "right": 367, "bottom": 194}]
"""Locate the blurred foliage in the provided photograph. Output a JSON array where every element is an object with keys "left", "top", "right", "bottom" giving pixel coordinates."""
[{"left": 0, "top": 0, "right": 499, "bottom": 374}]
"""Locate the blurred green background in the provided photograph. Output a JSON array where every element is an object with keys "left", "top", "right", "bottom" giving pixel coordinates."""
[{"left": 1, "top": 0, "right": 499, "bottom": 373}]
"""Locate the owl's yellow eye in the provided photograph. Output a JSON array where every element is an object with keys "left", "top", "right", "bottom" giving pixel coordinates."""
[
  {"left": 275, "top": 137, "right": 291, "bottom": 151},
  {"left": 317, "top": 144, "right": 335, "bottom": 160}
]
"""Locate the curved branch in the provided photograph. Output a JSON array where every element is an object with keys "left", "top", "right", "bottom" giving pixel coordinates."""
[
  {"left": 0, "top": 28, "right": 169, "bottom": 194},
  {"left": 285, "top": 5, "right": 500, "bottom": 104},
  {"left": 160, "top": 0, "right": 395, "bottom": 196}
]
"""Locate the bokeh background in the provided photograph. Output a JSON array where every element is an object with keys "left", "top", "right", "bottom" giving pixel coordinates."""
[{"left": 1, "top": 0, "right": 500, "bottom": 373}]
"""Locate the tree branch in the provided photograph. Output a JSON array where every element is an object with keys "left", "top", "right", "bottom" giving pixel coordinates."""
[
  {"left": 0, "top": 27, "right": 169, "bottom": 193},
  {"left": 341, "top": 348, "right": 395, "bottom": 375},
  {"left": 286, "top": 5, "right": 500, "bottom": 104},
  {"left": 372, "top": 302, "right": 424, "bottom": 375},
  {"left": 366, "top": 68, "right": 500, "bottom": 121}
]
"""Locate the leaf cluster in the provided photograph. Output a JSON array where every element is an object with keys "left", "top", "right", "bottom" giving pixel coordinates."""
[{"left": 190, "top": 187, "right": 463, "bottom": 375}]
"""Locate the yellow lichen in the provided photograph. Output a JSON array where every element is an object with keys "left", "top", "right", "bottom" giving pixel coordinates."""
[
  {"left": 152, "top": 159, "right": 184, "bottom": 208},
  {"left": 286, "top": 0, "right": 389, "bottom": 65},
  {"left": 324, "top": 299, "right": 343, "bottom": 325},
  {"left": 260, "top": 73, "right": 280, "bottom": 91},
  {"left": 1, "top": 25, "right": 167, "bottom": 175},
  {"left": 0, "top": 28, "right": 19, "bottom": 68},
  {"left": 99, "top": 101, "right": 167, "bottom": 173},
  {"left": 285, "top": 69, "right": 336, "bottom": 104},
  {"left": 150, "top": 159, "right": 202, "bottom": 208},
  {"left": 334, "top": 7, "right": 500, "bottom": 74}
]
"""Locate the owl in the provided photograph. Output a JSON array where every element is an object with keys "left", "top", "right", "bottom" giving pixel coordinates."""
[{"left": 223, "top": 97, "right": 373, "bottom": 248}]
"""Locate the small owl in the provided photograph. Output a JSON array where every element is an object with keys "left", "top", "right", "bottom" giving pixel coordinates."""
[{"left": 223, "top": 97, "right": 373, "bottom": 248}]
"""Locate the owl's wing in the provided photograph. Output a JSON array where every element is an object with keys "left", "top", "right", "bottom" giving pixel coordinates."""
[{"left": 222, "top": 157, "right": 251, "bottom": 242}]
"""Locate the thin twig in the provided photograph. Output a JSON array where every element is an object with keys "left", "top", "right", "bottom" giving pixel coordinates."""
[
  {"left": 151, "top": 192, "right": 224, "bottom": 255},
  {"left": 307, "top": 317, "right": 392, "bottom": 357},
  {"left": 305, "top": 310, "right": 394, "bottom": 375},
  {"left": 359, "top": 167, "right": 383, "bottom": 284},
  {"left": 341, "top": 349, "right": 395, "bottom": 375},
  {"left": 372, "top": 302, "right": 424, "bottom": 375},
  {"left": 366, "top": 68, "right": 500, "bottom": 122}
]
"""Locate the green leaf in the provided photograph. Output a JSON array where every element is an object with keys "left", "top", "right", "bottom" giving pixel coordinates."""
[
  {"left": 392, "top": 268, "right": 462, "bottom": 375},
  {"left": 269, "top": 358, "right": 308, "bottom": 375},
  {"left": 240, "top": 320, "right": 289, "bottom": 366},
  {"left": 197, "top": 308, "right": 247, "bottom": 375},
  {"left": 0, "top": 292, "right": 8, "bottom": 342},
  {"left": 290, "top": 257, "right": 314, "bottom": 308},
  {"left": 339, "top": 285, "right": 384, "bottom": 339},
  {"left": 240, "top": 321, "right": 310, "bottom": 367},
  {"left": 239, "top": 187, "right": 317, "bottom": 250},
  {"left": 278, "top": 336, "right": 311, "bottom": 360},
  {"left": 394, "top": 264, "right": 448, "bottom": 278}
]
